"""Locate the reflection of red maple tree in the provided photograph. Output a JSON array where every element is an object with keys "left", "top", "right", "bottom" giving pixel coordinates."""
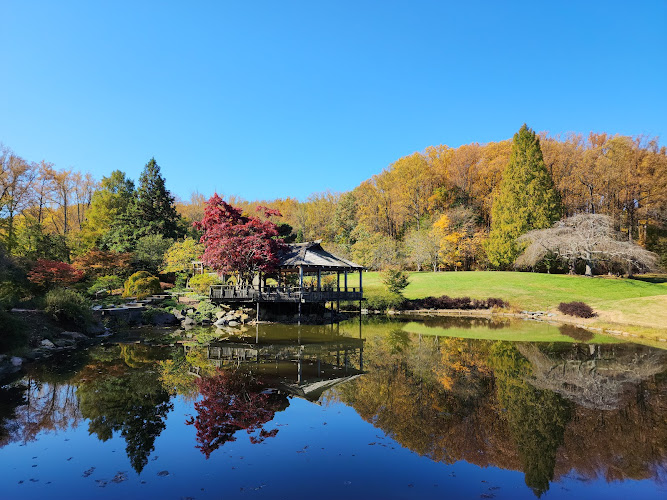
[{"left": 186, "top": 368, "right": 283, "bottom": 458}]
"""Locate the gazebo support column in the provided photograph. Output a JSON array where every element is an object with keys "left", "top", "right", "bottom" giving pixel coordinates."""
[{"left": 344, "top": 270, "right": 348, "bottom": 292}]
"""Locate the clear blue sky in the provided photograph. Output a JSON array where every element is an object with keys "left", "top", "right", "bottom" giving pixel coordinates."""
[{"left": 1, "top": 1, "right": 665, "bottom": 202}]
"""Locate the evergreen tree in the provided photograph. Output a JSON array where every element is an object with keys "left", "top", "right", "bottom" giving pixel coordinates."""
[
  {"left": 132, "top": 158, "right": 182, "bottom": 240},
  {"left": 486, "top": 125, "right": 561, "bottom": 268}
]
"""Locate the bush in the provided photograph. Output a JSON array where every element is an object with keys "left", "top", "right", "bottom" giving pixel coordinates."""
[
  {"left": 558, "top": 301, "right": 596, "bottom": 318},
  {"left": 123, "top": 271, "right": 161, "bottom": 299},
  {"left": 380, "top": 268, "right": 410, "bottom": 295},
  {"left": 44, "top": 288, "right": 92, "bottom": 325},
  {"left": 365, "top": 291, "right": 405, "bottom": 311},
  {"left": 188, "top": 274, "right": 222, "bottom": 294},
  {"left": 27, "top": 259, "right": 84, "bottom": 290},
  {"left": 403, "top": 295, "right": 508, "bottom": 310},
  {"left": 88, "top": 275, "right": 124, "bottom": 296}
]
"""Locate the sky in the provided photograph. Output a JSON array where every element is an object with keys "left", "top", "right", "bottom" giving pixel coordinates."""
[{"left": 1, "top": 1, "right": 666, "bottom": 202}]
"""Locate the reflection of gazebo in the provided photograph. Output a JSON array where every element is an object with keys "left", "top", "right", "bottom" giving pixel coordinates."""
[
  {"left": 209, "top": 241, "right": 364, "bottom": 305},
  {"left": 185, "top": 332, "right": 365, "bottom": 402}
]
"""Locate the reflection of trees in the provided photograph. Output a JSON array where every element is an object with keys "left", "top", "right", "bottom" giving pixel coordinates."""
[
  {"left": 187, "top": 368, "right": 287, "bottom": 459},
  {"left": 74, "top": 345, "right": 173, "bottom": 473},
  {"left": 159, "top": 346, "right": 217, "bottom": 400},
  {"left": 0, "top": 385, "right": 27, "bottom": 446},
  {"left": 0, "top": 380, "right": 82, "bottom": 447},
  {"left": 490, "top": 342, "right": 573, "bottom": 497},
  {"left": 333, "top": 331, "right": 667, "bottom": 497}
]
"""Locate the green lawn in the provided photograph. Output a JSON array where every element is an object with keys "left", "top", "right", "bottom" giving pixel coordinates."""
[{"left": 362, "top": 271, "right": 667, "bottom": 336}]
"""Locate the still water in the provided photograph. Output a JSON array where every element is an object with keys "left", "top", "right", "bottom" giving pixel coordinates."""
[{"left": 1, "top": 316, "right": 665, "bottom": 499}]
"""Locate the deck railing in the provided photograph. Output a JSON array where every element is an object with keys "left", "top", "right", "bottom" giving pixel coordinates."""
[{"left": 209, "top": 285, "right": 362, "bottom": 303}]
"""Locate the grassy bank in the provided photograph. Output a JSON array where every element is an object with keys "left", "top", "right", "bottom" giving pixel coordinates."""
[{"left": 362, "top": 271, "right": 667, "bottom": 340}]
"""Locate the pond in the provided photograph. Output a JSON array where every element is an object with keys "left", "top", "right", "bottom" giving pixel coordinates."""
[{"left": 1, "top": 316, "right": 666, "bottom": 499}]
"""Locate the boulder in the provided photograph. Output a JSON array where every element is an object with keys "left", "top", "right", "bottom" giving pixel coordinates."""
[
  {"left": 11, "top": 356, "right": 23, "bottom": 367},
  {"left": 172, "top": 309, "right": 185, "bottom": 320},
  {"left": 216, "top": 311, "right": 226, "bottom": 319},
  {"left": 214, "top": 317, "right": 227, "bottom": 327},
  {"left": 40, "top": 339, "right": 56, "bottom": 349},
  {"left": 53, "top": 339, "right": 76, "bottom": 348},
  {"left": 60, "top": 331, "right": 89, "bottom": 340},
  {"left": 152, "top": 312, "right": 179, "bottom": 326},
  {"left": 182, "top": 316, "right": 196, "bottom": 326},
  {"left": 228, "top": 320, "right": 239, "bottom": 327}
]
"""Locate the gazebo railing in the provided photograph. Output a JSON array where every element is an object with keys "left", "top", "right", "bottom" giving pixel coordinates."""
[{"left": 209, "top": 285, "right": 362, "bottom": 302}]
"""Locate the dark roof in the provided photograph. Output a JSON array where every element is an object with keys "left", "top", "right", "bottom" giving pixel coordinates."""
[{"left": 278, "top": 241, "right": 364, "bottom": 271}]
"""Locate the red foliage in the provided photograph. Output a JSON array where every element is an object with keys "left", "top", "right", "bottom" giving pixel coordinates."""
[
  {"left": 72, "top": 250, "right": 133, "bottom": 278},
  {"left": 186, "top": 368, "right": 283, "bottom": 458},
  {"left": 27, "top": 259, "right": 84, "bottom": 288},
  {"left": 193, "top": 195, "right": 287, "bottom": 284}
]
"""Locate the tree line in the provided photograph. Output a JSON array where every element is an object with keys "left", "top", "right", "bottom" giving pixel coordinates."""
[{"left": 1, "top": 125, "right": 665, "bottom": 276}]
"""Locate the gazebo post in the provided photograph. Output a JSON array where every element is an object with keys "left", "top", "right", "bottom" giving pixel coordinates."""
[
  {"left": 317, "top": 269, "right": 321, "bottom": 291},
  {"left": 344, "top": 270, "right": 348, "bottom": 292},
  {"left": 336, "top": 271, "right": 340, "bottom": 313}
]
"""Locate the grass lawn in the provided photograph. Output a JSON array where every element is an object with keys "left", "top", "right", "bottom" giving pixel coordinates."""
[{"left": 362, "top": 271, "right": 667, "bottom": 339}]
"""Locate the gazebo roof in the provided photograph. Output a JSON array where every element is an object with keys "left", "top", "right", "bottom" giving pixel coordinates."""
[{"left": 278, "top": 241, "right": 364, "bottom": 271}]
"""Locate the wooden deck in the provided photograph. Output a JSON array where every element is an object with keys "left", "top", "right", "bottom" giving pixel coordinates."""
[{"left": 209, "top": 285, "right": 363, "bottom": 303}]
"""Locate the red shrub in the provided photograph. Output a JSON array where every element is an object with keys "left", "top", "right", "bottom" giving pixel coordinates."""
[
  {"left": 27, "top": 259, "right": 84, "bottom": 288},
  {"left": 558, "top": 301, "right": 596, "bottom": 318}
]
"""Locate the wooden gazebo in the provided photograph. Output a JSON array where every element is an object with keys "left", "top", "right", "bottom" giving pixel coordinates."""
[{"left": 209, "top": 241, "right": 364, "bottom": 305}]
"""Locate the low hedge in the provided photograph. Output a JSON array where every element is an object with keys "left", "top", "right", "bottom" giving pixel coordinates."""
[{"left": 403, "top": 295, "right": 507, "bottom": 310}]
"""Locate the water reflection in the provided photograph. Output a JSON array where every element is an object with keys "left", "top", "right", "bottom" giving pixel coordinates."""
[
  {"left": 332, "top": 329, "right": 667, "bottom": 497},
  {"left": 0, "top": 318, "right": 665, "bottom": 498}
]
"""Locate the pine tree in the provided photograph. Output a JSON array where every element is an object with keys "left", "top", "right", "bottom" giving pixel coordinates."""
[
  {"left": 132, "top": 158, "right": 183, "bottom": 240},
  {"left": 486, "top": 125, "right": 562, "bottom": 268}
]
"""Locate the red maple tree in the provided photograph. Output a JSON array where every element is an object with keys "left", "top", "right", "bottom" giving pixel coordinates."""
[
  {"left": 186, "top": 368, "right": 284, "bottom": 458},
  {"left": 193, "top": 194, "right": 287, "bottom": 286},
  {"left": 27, "top": 259, "right": 84, "bottom": 288}
]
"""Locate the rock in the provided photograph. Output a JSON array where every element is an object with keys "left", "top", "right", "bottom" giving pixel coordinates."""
[
  {"left": 228, "top": 320, "right": 239, "bottom": 327},
  {"left": 53, "top": 339, "right": 76, "bottom": 348},
  {"left": 216, "top": 311, "right": 226, "bottom": 319},
  {"left": 40, "top": 339, "right": 56, "bottom": 349},
  {"left": 240, "top": 313, "right": 249, "bottom": 323},
  {"left": 60, "top": 331, "right": 89, "bottom": 340},
  {"left": 151, "top": 312, "right": 178, "bottom": 326},
  {"left": 92, "top": 305, "right": 103, "bottom": 311},
  {"left": 182, "top": 316, "right": 196, "bottom": 326},
  {"left": 11, "top": 356, "right": 23, "bottom": 367}
]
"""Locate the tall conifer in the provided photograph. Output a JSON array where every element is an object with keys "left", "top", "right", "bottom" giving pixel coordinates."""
[
  {"left": 486, "top": 125, "right": 561, "bottom": 268},
  {"left": 133, "top": 158, "right": 182, "bottom": 240}
]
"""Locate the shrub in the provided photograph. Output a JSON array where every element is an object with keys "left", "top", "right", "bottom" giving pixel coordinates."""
[
  {"left": 123, "top": 271, "right": 161, "bottom": 299},
  {"left": 365, "top": 291, "right": 405, "bottom": 311},
  {"left": 558, "top": 301, "right": 596, "bottom": 318},
  {"left": 44, "top": 288, "right": 92, "bottom": 325},
  {"left": 88, "top": 275, "right": 124, "bottom": 296},
  {"left": 189, "top": 274, "right": 222, "bottom": 294},
  {"left": 380, "top": 268, "right": 410, "bottom": 295},
  {"left": 403, "top": 295, "right": 507, "bottom": 310},
  {"left": 27, "top": 259, "right": 84, "bottom": 289}
]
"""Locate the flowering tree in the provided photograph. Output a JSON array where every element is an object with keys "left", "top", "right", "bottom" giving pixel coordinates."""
[
  {"left": 186, "top": 368, "right": 284, "bottom": 458},
  {"left": 27, "top": 259, "right": 84, "bottom": 289},
  {"left": 193, "top": 194, "right": 287, "bottom": 286}
]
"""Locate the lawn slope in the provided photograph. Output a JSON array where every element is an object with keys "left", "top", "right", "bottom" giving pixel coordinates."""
[{"left": 363, "top": 271, "right": 667, "bottom": 335}]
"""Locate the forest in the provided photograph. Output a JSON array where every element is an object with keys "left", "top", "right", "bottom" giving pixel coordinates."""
[{"left": 1, "top": 125, "right": 666, "bottom": 306}]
